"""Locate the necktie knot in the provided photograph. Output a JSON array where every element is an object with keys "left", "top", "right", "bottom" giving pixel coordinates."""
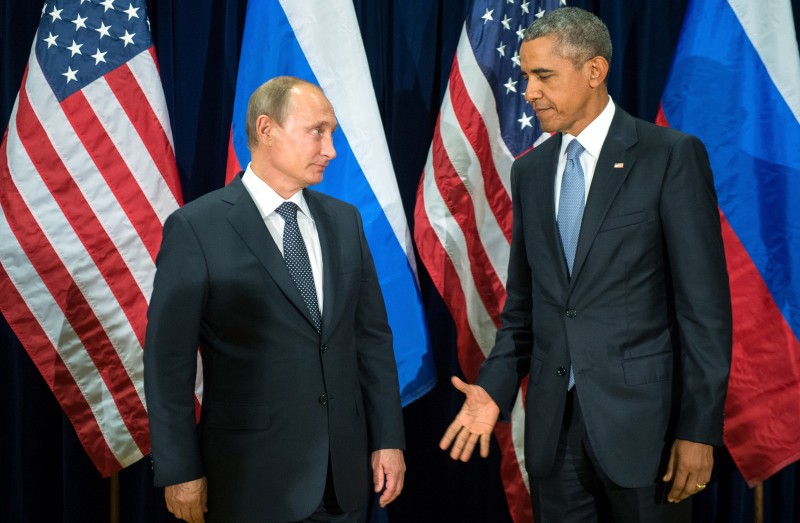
[
  {"left": 276, "top": 201, "right": 299, "bottom": 221},
  {"left": 566, "top": 139, "right": 585, "bottom": 162}
]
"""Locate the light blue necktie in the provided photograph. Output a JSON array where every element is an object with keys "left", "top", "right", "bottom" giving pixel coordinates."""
[
  {"left": 276, "top": 202, "right": 321, "bottom": 333},
  {"left": 558, "top": 139, "right": 586, "bottom": 276},
  {"left": 557, "top": 139, "right": 585, "bottom": 390}
]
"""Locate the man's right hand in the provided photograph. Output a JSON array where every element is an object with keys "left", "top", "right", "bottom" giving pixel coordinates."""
[
  {"left": 439, "top": 376, "right": 501, "bottom": 462},
  {"left": 165, "top": 477, "right": 207, "bottom": 523}
]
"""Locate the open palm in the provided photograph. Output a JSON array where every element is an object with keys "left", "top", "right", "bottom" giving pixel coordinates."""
[{"left": 439, "top": 376, "right": 501, "bottom": 461}]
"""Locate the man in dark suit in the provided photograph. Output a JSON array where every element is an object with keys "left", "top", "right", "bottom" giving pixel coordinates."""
[
  {"left": 440, "top": 7, "right": 731, "bottom": 522},
  {"left": 144, "top": 76, "right": 405, "bottom": 523}
]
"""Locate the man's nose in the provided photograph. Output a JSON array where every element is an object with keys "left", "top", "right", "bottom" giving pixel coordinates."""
[
  {"left": 524, "top": 81, "right": 541, "bottom": 103},
  {"left": 322, "top": 135, "right": 336, "bottom": 160}
]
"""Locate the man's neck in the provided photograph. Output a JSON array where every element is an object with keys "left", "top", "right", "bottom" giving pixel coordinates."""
[{"left": 249, "top": 159, "right": 302, "bottom": 200}]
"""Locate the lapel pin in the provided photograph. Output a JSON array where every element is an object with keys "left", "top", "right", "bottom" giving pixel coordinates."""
[{"left": 614, "top": 162, "right": 624, "bottom": 169}]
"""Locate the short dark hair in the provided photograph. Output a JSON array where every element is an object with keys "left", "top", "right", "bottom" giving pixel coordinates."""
[{"left": 523, "top": 7, "right": 612, "bottom": 70}]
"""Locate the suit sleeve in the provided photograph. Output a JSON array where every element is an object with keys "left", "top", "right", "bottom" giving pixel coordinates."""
[
  {"left": 660, "top": 133, "right": 732, "bottom": 446},
  {"left": 477, "top": 162, "right": 534, "bottom": 420},
  {"left": 351, "top": 207, "right": 406, "bottom": 451},
  {"left": 143, "top": 211, "right": 208, "bottom": 486}
]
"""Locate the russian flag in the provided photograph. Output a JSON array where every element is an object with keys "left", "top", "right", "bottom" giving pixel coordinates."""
[
  {"left": 226, "top": 0, "right": 435, "bottom": 405},
  {"left": 658, "top": 0, "right": 800, "bottom": 485}
]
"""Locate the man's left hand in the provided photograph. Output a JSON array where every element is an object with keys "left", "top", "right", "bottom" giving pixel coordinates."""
[
  {"left": 371, "top": 449, "right": 406, "bottom": 507},
  {"left": 662, "top": 439, "right": 714, "bottom": 503}
]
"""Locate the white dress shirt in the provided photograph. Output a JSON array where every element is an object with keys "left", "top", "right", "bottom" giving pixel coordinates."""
[
  {"left": 554, "top": 96, "right": 616, "bottom": 215},
  {"left": 241, "top": 165, "right": 324, "bottom": 314}
]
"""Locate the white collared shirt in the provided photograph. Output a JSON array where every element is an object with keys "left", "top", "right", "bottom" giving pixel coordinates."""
[
  {"left": 554, "top": 96, "right": 616, "bottom": 215},
  {"left": 241, "top": 164, "right": 324, "bottom": 314}
]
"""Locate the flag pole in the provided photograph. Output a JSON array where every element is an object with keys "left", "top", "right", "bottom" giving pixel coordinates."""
[
  {"left": 753, "top": 483, "right": 763, "bottom": 523},
  {"left": 753, "top": 483, "right": 764, "bottom": 523},
  {"left": 110, "top": 472, "right": 120, "bottom": 523}
]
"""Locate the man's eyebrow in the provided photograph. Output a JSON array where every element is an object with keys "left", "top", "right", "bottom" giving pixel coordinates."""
[
  {"left": 531, "top": 67, "right": 555, "bottom": 75},
  {"left": 311, "top": 119, "right": 338, "bottom": 131}
]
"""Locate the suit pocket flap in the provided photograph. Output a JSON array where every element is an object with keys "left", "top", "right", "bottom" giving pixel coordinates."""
[
  {"left": 599, "top": 210, "right": 646, "bottom": 232},
  {"left": 203, "top": 403, "right": 271, "bottom": 430},
  {"left": 622, "top": 351, "right": 673, "bottom": 386}
]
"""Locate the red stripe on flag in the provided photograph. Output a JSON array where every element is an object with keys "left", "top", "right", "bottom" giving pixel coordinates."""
[
  {"left": 448, "top": 58, "right": 512, "bottom": 241},
  {"left": 149, "top": 47, "right": 161, "bottom": 72},
  {"left": 719, "top": 211, "right": 800, "bottom": 485},
  {"left": 414, "top": 192, "right": 488, "bottom": 381},
  {"left": 60, "top": 90, "right": 164, "bottom": 261},
  {"left": 104, "top": 60, "right": 183, "bottom": 206},
  {"left": 225, "top": 128, "right": 242, "bottom": 184},
  {"left": 0, "top": 153, "right": 149, "bottom": 455},
  {"left": 16, "top": 88, "right": 150, "bottom": 347},
  {"left": 0, "top": 262, "right": 123, "bottom": 476},
  {"left": 660, "top": 105, "right": 800, "bottom": 484},
  {"left": 494, "top": 423, "right": 533, "bottom": 523},
  {"left": 655, "top": 103, "right": 670, "bottom": 127},
  {"left": 430, "top": 119, "right": 507, "bottom": 324}
]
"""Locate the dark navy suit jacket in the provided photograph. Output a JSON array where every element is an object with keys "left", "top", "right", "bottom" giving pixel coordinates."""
[
  {"left": 144, "top": 175, "right": 405, "bottom": 522},
  {"left": 478, "top": 108, "right": 732, "bottom": 488}
]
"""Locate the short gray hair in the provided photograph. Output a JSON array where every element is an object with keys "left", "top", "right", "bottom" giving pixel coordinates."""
[
  {"left": 523, "top": 7, "right": 612, "bottom": 70},
  {"left": 245, "top": 76, "right": 318, "bottom": 149}
]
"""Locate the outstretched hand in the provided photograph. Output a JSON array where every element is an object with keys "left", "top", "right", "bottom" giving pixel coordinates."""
[{"left": 439, "top": 376, "right": 500, "bottom": 462}]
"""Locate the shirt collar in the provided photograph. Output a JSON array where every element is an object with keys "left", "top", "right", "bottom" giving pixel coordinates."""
[
  {"left": 560, "top": 96, "right": 616, "bottom": 160},
  {"left": 242, "top": 163, "right": 312, "bottom": 219}
]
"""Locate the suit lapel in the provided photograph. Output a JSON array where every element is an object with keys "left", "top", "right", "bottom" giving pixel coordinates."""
[
  {"left": 536, "top": 135, "right": 571, "bottom": 283},
  {"left": 570, "top": 109, "right": 638, "bottom": 289},
  {"left": 223, "top": 176, "right": 320, "bottom": 332}
]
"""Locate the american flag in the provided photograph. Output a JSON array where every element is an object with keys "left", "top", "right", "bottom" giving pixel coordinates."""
[
  {"left": 0, "top": 0, "right": 182, "bottom": 477},
  {"left": 413, "top": 0, "right": 562, "bottom": 521}
]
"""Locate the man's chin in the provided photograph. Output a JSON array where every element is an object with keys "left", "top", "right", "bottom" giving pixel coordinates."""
[{"left": 535, "top": 118, "right": 557, "bottom": 134}]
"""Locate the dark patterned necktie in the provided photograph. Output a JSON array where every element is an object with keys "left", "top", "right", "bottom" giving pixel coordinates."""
[{"left": 275, "top": 202, "right": 321, "bottom": 333}]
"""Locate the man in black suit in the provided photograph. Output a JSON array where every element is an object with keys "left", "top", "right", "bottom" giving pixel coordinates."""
[
  {"left": 144, "top": 76, "right": 405, "bottom": 523},
  {"left": 440, "top": 7, "right": 731, "bottom": 522}
]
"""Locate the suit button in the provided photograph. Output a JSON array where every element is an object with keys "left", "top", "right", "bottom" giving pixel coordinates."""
[
  {"left": 320, "top": 344, "right": 328, "bottom": 353},
  {"left": 557, "top": 367, "right": 567, "bottom": 376},
  {"left": 565, "top": 309, "right": 577, "bottom": 318},
  {"left": 318, "top": 394, "right": 328, "bottom": 405}
]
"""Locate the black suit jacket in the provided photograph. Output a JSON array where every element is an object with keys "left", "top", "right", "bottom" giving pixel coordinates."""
[
  {"left": 477, "top": 108, "right": 732, "bottom": 488},
  {"left": 143, "top": 175, "right": 405, "bottom": 522}
]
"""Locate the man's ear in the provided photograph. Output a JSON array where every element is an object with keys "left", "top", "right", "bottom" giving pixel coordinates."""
[
  {"left": 588, "top": 56, "right": 609, "bottom": 87},
  {"left": 256, "top": 114, "right": 274, "bottom": 146}
]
